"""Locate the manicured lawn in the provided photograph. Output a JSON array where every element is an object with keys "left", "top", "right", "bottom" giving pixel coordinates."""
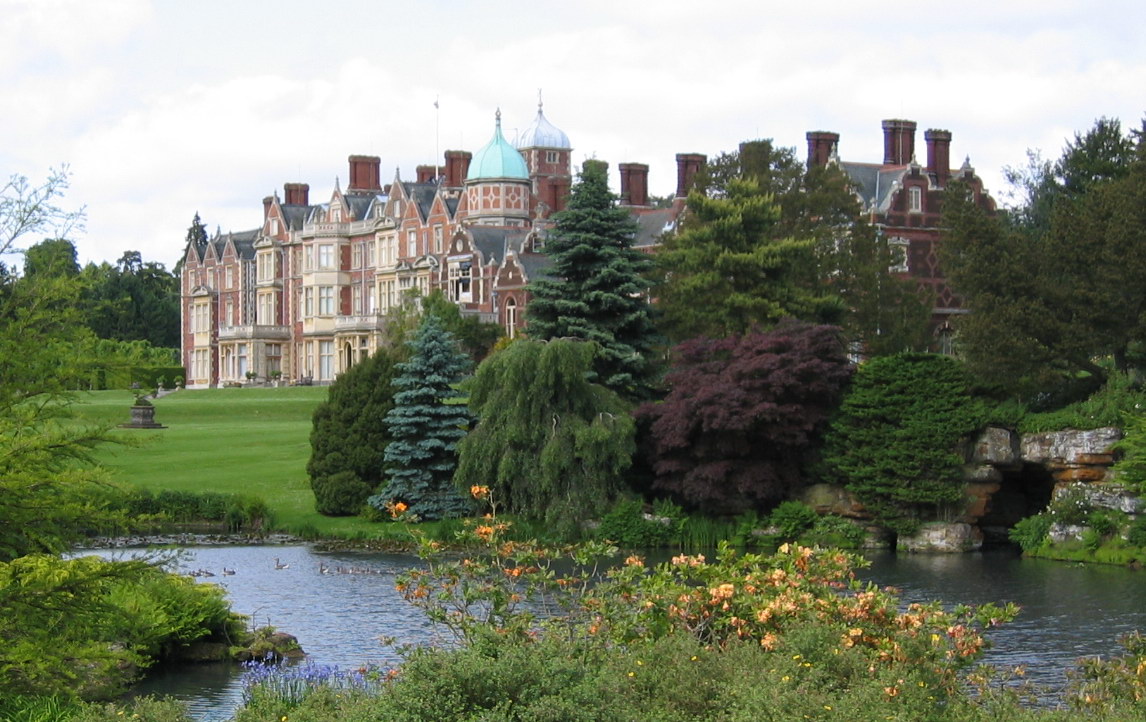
[{"left": 76, "top": 387, "right": 394, "bottom": 538}]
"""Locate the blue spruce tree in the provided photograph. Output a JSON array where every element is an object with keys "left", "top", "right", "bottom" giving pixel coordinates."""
[{"left": 370, "top": 314, "right": 472, "bottom": 520}]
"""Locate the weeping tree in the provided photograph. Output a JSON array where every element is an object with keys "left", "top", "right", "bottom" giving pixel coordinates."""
[
  {"left": 455, "top": 339, "right": 636, "bottom": 532},
  {"left": 371, "top": 315, "right": 473, "bottom": 521}
]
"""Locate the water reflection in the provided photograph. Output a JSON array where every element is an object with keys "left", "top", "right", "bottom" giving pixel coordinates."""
[{"left": 94, "top": 544, "right": 1146, "bottom": 721}]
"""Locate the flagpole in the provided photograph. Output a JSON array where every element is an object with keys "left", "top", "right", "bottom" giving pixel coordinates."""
[{"left": 434, "top": 96, "right": 440, "bottom": 182}]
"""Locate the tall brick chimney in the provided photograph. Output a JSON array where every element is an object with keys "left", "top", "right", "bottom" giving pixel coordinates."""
[
  {"left": 925, "top": 129, "right": 952, "bottom": 187},
  {"left": 262, "top": 195, "right": 274, "bottom": 219},
  {"left": 416, "top": 165, "right": 436, "bottom": 184},
  {"left": 806, "top": 131, "right": 839, "bottom": 168},
  {"left": 675, "top": 153, "right": 706, "bottom": 198},
  {"left": 283, "top": 183, "right": 309, "bottom": 206},
  {"left": 618, "top": 162, "right": 649, "bottom": 206},
  {"left": 347, "top": 155, "right": 381, "bottom": 192},
  {"left": 444, "top": 150, "right": 472, "bottom": 187},
  {"left": 882, "top": 119, "right": 917, "bottom": 165}
]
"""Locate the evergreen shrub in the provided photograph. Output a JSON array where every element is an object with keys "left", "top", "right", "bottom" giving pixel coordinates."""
[{"left": 822, "top": 353, "right": 982, "bottom": 535}]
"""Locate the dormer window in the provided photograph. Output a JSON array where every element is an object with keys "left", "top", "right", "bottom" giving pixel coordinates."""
[{"left": 908, "top": 187, "right": 922, "bottom": 213}]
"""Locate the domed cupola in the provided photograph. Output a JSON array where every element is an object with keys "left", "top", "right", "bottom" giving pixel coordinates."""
[
  {"left": 464, "top": 110, "right": 532, "bottom": 227},
  {"left": 516, "top": 101, "right": 571, "bottom": 150},
  {"left": 466, "top": 110, "right": 529, "bottom": 181}
]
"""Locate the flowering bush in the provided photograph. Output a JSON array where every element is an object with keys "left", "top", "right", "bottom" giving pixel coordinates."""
[{"left": 399, "top": 521, "right": 1017, "bottom": 698}]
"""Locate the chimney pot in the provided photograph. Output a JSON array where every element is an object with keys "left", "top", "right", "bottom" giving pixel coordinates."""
[
  {"left": 805, "top": 131, "right": 840, "bottom": 168},
  {"left": 881, "top": 119, "right": 917, "bottom": 165},
  {"left": 925, "top": 129, "right": 953, "bottom": 187},
  {"left": 675, "top": 153, "right": 706, "bottom": 198},
  {"left": 283, "top": 183, "right": 309, "bottom": 206},
  {"left": 347, "top": 155, "right": 382, "bottom": 192},
  {"left": 619, "top": 162, "right": 650, "bottom": 206}
]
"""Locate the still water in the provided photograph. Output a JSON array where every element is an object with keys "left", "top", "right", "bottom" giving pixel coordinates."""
[{"left": 96, "top": 544, "right": 1146, "bottom": 721}]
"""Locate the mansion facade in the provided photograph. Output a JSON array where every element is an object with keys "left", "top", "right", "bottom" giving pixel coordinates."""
[
  {"left": 180, "top": 112, "right": 994, "bottom": 387},
  {"left": 180, "top": 105, "right": 691, "bottom": 387}
]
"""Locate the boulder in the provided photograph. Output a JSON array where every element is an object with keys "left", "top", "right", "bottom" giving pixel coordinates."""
[
  {"left": 800, "top": 483, "right": 868, "bottom": 519},
  {"left": 897, "top": 522, "right": 983, "bottom": 553},
  {"left": 971, "top": 427, "right": 1019, "bottom": 467},
  {"left": 1020, "top": 428, "right": 1121, "bottom": 467},
  {"left": 1054, "top": 482, "right": 1144, "bottom": 515}
]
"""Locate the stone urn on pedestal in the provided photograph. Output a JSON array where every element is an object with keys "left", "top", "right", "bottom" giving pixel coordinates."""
[{"left": 119, "top": 391, "right": 166, "bottom": 429}]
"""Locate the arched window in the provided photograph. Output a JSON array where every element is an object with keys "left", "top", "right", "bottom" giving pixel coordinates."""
[{"left": 505, "top": 297, "right": 518, "bottom": 339}]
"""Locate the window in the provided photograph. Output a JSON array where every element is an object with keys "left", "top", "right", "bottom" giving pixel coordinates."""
[
  {"left": 303, "top": 246, "right": 313, "bottom": 272},
  {"left": 352, "top": 286, "right": 362, "bottom": 314},
  {"left": 304, "top": 288, "right": 314, "bottom": 317},
  {"left": 379, "top": 279, "right": 395, "bottom": 310},
  {"left": 352, "top": 243, "right": 363, "bottom": 269},
  {"left": 226, "top": 267, "right": 235, "bottom": 289},
  {"left": 319, "top": 341, "right": 334, "bottom": 380},
  {"left": 546, "top": 150, "right": 559, "bottom": 164},
  {"left": 257, "top": 292, "right": 275, "bottom": 325},
  {"left": 449, "top": 260, "right": 472, "bottom": 302},
  {"left": 257, "top": 253, "right": 273, "bottom": 282},
  {"left": 318, "top": 286, "right": 335, "bottom": 315},
  {"left": 366, "top": 240, "right": 376, "bottom": 267},
  {"left": 888, "top": 237, "right": 910, "bottom": 273},
  {"left": 406, "top": 230, "right": 417, "bottom": 258},
  {"left": 908, "top": 187, "right": 922, "bottom": 213},
  {"left": 265, "top": 343, "right": 282, "bottom": 374},
  {"left": 505, "top": 297, "right": 518, "bottom": 338},
  {"left": 318, "top": 244, "right": 335, "bottom": 269},
  {"left": 193, "top": 349, "right": 209, "bottom": 381},
  {"left": 366, "top": 284, "right": 376, "bottom": 313},
  {"left": 192, "top": 302, "right": 209, "bottom": 332},
  {"left": 237, "top": 343, "right": 248, "bottom": 378},
  {"left": 433, "top": 225, "right": 444, "bottom": 254},
  {"left": 292, "top": 249, "right": 302, "bottom": 274}
]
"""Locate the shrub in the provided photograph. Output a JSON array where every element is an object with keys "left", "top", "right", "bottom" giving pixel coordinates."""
[
  {"left": 595, "top": 499, "right": 681, "bottom": 548},
  {"left": 822, "top": 353, "right": 984, "bottom": 535},
  {"left": 1010, "top": 514, "right": 1053, "bottom": 552},
  {"left": 766, "top": 500, "right": 818, "bottom": 541},
  {"left": 1127, "top": 515, "right": 1146, "bottom": 547},
  {"left": 1048, "top": 483, "right": 1093, "bottom": 526},
  {"left": 312, "top": 471, "right": 374, "bottom": 517},
  {"left": 802, "top": 514, "right": 867, "bottom": 549}
]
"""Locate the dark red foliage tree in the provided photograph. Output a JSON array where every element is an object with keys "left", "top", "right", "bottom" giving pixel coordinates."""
[{"left": 637, "top": 322, "right": 853, "bottom": 515}]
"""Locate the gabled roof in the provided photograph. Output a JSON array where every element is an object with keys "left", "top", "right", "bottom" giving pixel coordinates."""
[
  {"left": 402, "top": 182, "right": 438, "bottom": 223},
  {"left": 629, "top": 208, "right": 678, "bottom": 249},
  {"left": 344, "top": 193, "right": 377, "bottom": 221},
  {"left": 467, "top": 226, "right": 528, "bottom": 267},
  {"left": 838, "top": 161, "right": 908, "bottom": 213}
]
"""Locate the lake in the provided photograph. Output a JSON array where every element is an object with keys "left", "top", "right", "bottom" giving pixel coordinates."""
[{"left": 96, "top": 544, "right": 1146, "bottom": 721}]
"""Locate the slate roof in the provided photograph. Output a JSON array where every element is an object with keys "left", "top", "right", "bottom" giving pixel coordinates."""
[
  {"left": 344, "top": 193, "right": 376, "bottom": 222},
  {"left": 838, "top": 161, "right": 907, "bottom": 213},
  {"left": 629, "top": 208, "right": 678, "bottom": 249}
]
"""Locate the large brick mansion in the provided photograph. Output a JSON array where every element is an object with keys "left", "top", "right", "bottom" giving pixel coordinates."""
[{"left": 180, "top": 110, "right": 993, "bottom": 387}]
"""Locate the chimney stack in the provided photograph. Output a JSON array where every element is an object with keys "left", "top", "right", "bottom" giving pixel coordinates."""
[
  {"left": 347, "top": 155, "right": 382, "bottom": 192},
  {"left": 444, "top": 150, "right": 472, "bottom": 187},
  {"left": 925, "top": 129, "right": 952, "bottom": 187},
  {"left": 416, "top": 165, "right": 436, "bottom": 184},
  {"left": 618, "top": 162, "right": 649, "bottom": 206},
  {"left": 675, "top": 153, "right": 706, "bottom": 198},
  {"left": 262, "top": 195, "right": 274, "bottom": 219},
  {"left": 806, "top": 131, "right": 839, "bottom": 168},
  {"left": 881, "top": 119, "right": 917, "bottom": 165},
  {"left": 283, "top": 183, "right": 309, "bottom": 206}
]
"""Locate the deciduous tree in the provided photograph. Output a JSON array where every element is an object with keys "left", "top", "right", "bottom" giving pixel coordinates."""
[
  {"left": 637, "top": 322, "right": 852, "bottom": 515},
  {"left": 455, "top": 339, "right": 635, "bottom": 530}
]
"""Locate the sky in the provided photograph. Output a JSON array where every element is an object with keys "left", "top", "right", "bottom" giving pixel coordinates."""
[{"left": 2, "top": 0, "right": 1144, "bottom": 269}]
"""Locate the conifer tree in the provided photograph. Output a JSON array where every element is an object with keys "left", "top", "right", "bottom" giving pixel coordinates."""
[
  {"left": 526, "top": 160, "right": 658, "bottom": 400},
  {"left": 372, "top": 314, "right": 472, "bottom": 520}
]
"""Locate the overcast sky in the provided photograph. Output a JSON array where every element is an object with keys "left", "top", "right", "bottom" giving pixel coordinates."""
[{"left": 3, "top": 0, "right": 1144, "bottom": 269}]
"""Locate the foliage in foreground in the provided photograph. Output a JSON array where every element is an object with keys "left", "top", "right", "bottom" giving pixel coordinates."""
[
  {"left": 0, "top": 694, "right": 191, "bottom": 722},
  {"left": 0, "top": 554, "right": 245, "bottom": 699},
  {"left": 234, "top": 527, "right": 1146, "bottom": 721}
]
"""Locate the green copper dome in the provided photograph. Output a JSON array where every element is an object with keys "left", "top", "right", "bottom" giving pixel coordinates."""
[{"left": 466, "top": 110, "right": 529, "bottom": 181}]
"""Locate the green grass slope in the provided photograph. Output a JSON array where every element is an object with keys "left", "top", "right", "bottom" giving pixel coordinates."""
[{"left": 77, "top": 388, "right": 389, "bottom": 538}]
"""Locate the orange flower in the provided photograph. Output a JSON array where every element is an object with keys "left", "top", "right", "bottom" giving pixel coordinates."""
[
  {"left": 624, "top": 554, "right": 644, "bottom": 567},
  {"left": 471, "top": 485, "right": 490, "bottom": 500},
  {"left": 474, "top": 525, "right": 495, "bottom": 541}
]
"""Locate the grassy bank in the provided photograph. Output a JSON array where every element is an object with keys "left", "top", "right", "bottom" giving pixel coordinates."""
[{"left": 77, "top": 388, "right": 391, "bottom": 539}]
